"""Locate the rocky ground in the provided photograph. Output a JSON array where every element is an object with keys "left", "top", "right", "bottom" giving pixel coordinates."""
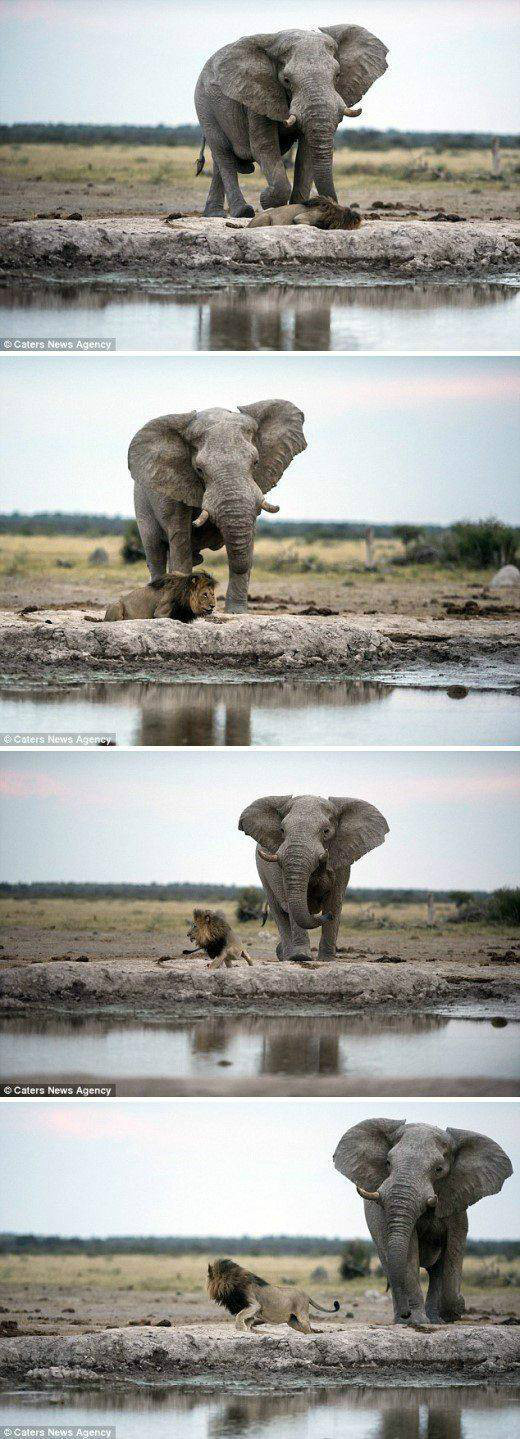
[
  {"left": 1, "top": 608, "right": 519, "bottom": 683},
  {"left": 1, "top": 214, "right": 519, "bottom": 286},
  {"left": 1, "top": 1323, "right": 519, "bottom": 1389},
  {"left": 1, "top": 927, "right": 519, "bottom": 1018}
]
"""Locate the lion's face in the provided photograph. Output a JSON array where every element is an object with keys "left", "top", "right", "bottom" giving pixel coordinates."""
[
  {"left": 188, "top": 573, "right": 216, "bottom": 617},
  {"left": 187, "top": 909, "right": 212, "bottom": 944}
]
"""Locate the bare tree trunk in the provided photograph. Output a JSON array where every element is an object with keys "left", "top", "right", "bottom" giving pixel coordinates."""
[
  {"left": 365, "top": 527, "right": 375, "bottom": 569},
  {"left": 427, "top": 894, "right": 436, "bottom": 926},
  {"left": 491, "top": 139, "right": 501, "bottom": 177}
]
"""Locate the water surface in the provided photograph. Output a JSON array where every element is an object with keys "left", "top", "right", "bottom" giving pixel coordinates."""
[
  {"left": 1, "top": 278, "right": 518, "bottom": 351},
  {"left": 2, "top": 1012, "right": 518, "bottom": 1095},
  {"left": 1, "top": 1383, "right": 517, "bottom": 1438},
  {"left": 1, "top": 678, "right": 518, "bottom": 746}
]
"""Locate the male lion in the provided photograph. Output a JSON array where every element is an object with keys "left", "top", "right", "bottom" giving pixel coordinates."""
[
  {"left": 184, "top": 910, "right": 253, "bottom": 970},
  {"left": 244, "top": 198, "right": 362, "bottom": 230},
  {"left": 207, "top": 1259, "right": 340, "bottom": 1333},
  {"left": 103, "top": 571, "right": 216, "bottom": 622}
]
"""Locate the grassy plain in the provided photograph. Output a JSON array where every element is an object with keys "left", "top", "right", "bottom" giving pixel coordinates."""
[{"left": 1, "top": 142, "right": 518, "bottom": 221}]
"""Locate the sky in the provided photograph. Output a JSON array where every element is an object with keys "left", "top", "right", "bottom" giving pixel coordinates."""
[
  {"left": 1, "top": 750, "right": 519, "bottom": 890},
  {"left": 0, "top": 1099, "right": 517, "bottom": 1238},
  {"left": 1, "top": 0, "right": 519, "bottom": 132},
  {"left": 1, "top": 356, "right": 518, "bottom": 525}
]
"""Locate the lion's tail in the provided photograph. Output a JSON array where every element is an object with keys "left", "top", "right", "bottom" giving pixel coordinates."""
[
  {"left": 308, "top": 1297, "right": 340, "bottom": 1314},
  {"left": 196, "top": 136, "right": 206, "bottom": 175}
]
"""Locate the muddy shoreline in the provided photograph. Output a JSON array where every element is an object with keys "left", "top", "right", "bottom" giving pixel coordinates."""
[
  {"left": 1, "top": 610, "right": 519, "bottom": 683},
  {"left": 1, "top": 216, "right": 519, "bottom": 287},
  {"left": 1, "top": 1324, "right": 519, "bottom": 1389},
  {"left": 2, "top": 954, "right": 519, "bottom": 1019}
]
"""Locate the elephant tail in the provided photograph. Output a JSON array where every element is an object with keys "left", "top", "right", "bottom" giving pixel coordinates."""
[{"left": 196, "top": 136, "right": 206, "bottom": 175}]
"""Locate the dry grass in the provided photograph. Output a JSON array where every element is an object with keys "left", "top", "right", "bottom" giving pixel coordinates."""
[
  {"left": 0, "top": 895, "right": 494, "bottom": 938},
  {"left": 0, "top": 532, "right": 494, "bottom": 592},
  {"left": 1, "top": 142, "right": 518, "bottom": 191},
  {"left": 0, "top": 1249, "right": 517, "bottom": 1299}
]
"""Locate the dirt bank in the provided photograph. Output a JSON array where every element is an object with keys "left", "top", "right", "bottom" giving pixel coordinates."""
[
  {"left": 1, "top": 1324, "right": 519, "bottom": 1388},
  {"left": 1, "top": 609, "right": 519, "bottom": 683},
  {"left": 1, "top": 215, "right": 519, "bottom": 286},
  {"left": 1, "top": 943, "right": 519, "bottom": 1019}
]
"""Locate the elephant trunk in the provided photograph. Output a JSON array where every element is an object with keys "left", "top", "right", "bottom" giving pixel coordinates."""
[
  {"left": 282, "top": 844, "right": 329, "bottom": 931},
  {"left": 205, "top": 478, "right": 257, "bottom": 611},
  {"left": 383, "top": 1177, "right": 432, "bottom": 1320},
  {"left": 302, "top": 107, "right": 338, "bottom": 201}
]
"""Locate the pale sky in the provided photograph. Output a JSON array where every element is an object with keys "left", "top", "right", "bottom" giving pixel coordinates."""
[
  {"left": 0, "top": 1099, "right": 517, "bottom": 1238},
  {"left": 1, "top": 751, "right": 519, "bottom": 890},
  {"left": 1, "top": 0, "right": 519, "bottom": 131},
  {"left": 1, "top": 357, "right": 518, "bottom": 525}
]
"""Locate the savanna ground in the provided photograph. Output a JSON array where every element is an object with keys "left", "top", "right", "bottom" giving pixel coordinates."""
[
  {"left": 1, "top": 532, "right": 517, "bottom": 624},
  {"left": 1, "top": 1250, "right": 518, "bottom": 1336},
  {"left": 1, "top": 142, "right": 519, "bottom": 223},
  {"left": 1, "top": 896, "right": 518, "bottom": 972}
]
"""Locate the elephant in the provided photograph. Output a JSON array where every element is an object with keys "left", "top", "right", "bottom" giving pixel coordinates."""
[
  {"left": 333, "top": 1118, "right": 513, "bottom": 1327},
  {"left": 128, "top": 401, "right": 306, "bottom": 613},
  {"left": 238, "top": 793, "right": 389, "bottom": 962},
  {"left": 194, "top": 25, "right": 388, "bottom": 217}
]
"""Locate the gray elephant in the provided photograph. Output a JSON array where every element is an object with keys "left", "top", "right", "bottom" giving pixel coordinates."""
[
  {"left": 333, "top": 1118, "right": 513, "bottom": 1326},
  {"left": 195, "top": 25, "right": 388, "bottom": 217},
  {"left": 238, "top": 793, "right": 389, "bottom": 962},
  {"left": 128, "top": 401, "right": 306, "bottom": 613}
]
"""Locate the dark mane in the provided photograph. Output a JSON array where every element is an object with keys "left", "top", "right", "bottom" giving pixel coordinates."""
[
  {"left": 147, "top": 570, "right": 215, "bottom": 622},
  {"left": 301, "top": 196, "right": 361, "bottom": 230},
  {"left": 207, "top": 1259, "right": 267, "bottom": 1315}
]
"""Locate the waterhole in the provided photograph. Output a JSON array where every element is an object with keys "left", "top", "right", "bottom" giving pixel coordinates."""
[
  {"left": 1, "top": 1382, "right": 517, "bottom": 1438},
  {"left": 1, "top": 677, "right": 518, "bottom": 746},
  {"left": 1, "top": 278, "right": 518, "bottom": 351},
  {"left": 2, "top": 1012, "right": 518, "bottom": 1096}
]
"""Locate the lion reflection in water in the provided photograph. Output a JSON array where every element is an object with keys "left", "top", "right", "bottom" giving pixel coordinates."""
[{"left": 207, "top": 1258, "right": 340, "bottom": 1333}]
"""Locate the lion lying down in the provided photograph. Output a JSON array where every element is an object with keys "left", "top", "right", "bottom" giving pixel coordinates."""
[
  {"left": 104, "top": 571, "right": 216, "bottom": 622},
  {"left": 208, "top": 1259, "right": 340, "bottom": 1333},
  {"left": 183, "top": 909, "right": 253, "bottom": 970},
  {"left": 245, "top": 197, "right": 362, "bottom": 230}
]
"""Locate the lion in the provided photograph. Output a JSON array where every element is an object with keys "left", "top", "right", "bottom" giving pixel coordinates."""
[
  {"left": 103, "top": 571, "right": 216, "bottom": 622},
  {"left": 183, "top": 909, "right": 253, "bottom": 971},
  {"left": 243, "top": 198, "right": 362, "bottom": 230},
  {"left": 207, "top": 1259, "right": 340, "bottom": 1334}
]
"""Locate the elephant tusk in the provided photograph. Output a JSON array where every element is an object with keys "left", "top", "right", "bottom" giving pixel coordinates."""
[
  {"left": 261, "top": 499, "right": 280, "bottom": 513},
  {"left": 343, "top": 105, "right": 362, "bottom": 118},
  {"left": 286, "top": 114, "right": 297, "bottom": 128},
  {"left": 258, "top": 847, "right": 280, "bottom": 863},
  {"left": 357, "top": 1186, "right": 382, "bottom": 1203},
  {"left": 193, "top": 509, "right": 209, "bottom": 528}
]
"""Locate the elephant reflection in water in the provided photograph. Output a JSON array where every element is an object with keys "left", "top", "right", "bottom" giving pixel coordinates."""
[
  {"left": 136, "top": 679, "right": 390, "bottom": 748},
  {"left": 262, "top": 1019, "right": 340, "bottom": 1075},
  {"left": 207, "top": 1390, "right": 467, "bottom": 1438}
]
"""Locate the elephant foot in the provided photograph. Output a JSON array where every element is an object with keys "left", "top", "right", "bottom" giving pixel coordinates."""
[
  {"left": 396, "top": 1311, "right": 429, "bottom": 1328},
  {"left": 229, "top": 202, "right": 255, "bottom": 218},
  {"left": 224, "top": 601, "right": 247, "bottom": 614},
  {"left": 203, "top": 207, "right": 226, "bottom": 218},
  {"left": 317, "top": 948, "right": 336, "bottom": 962},
  {"left": 440, "top": 1300, "right": 465, "bottom": 1322},
  {"left": 287, "top": 952, "right": 313, "bottom": 964}
]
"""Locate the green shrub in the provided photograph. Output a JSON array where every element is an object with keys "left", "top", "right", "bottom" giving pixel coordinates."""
[
  {"left": 441, "top": 519, "right": 519, "bottom": 569},
  {"left": 339, "top": 1241, "right": 371, "bottom": 1280},
  {"left": 236, "top": 887, "right": 264, "bottom": 923},
  {"left": 487, "top": 888, "right": 520, "bottom": 925}
]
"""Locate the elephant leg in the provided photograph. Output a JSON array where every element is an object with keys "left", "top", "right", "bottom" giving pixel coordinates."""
[
  {"left": 288, "top": 912, "right": 312, "bottom": 962},
  {"left": 318, "top": 866, "right": 349, "bottom": 960},
  {"left": 249, "top": 115, "right": 291, "bottom": 210},
  {"left": 206, "top": 137, "right": 254, "bottom": 218},
  {"left": 135, "top": 502, "right": 168, "bottom": 581},
  {"left": 436, "top": 1213, "right": 467, "bottom": 1321},
  {"left": 203, "top": 165, "right": 226, "bottom": 218},
  {"left": 167, "top": 502, "right": 194, "bottom": 576},
  {"left": 290, "top": 137, "right": 314, "bottom": 202},
  {"left": 225, "top": 567, "right": 251, "bottom": 614}
]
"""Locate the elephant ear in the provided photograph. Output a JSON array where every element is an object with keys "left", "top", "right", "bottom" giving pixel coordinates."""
[
  {"left": 238, "top": 400, "right": 307, "bottom": 494},
  {"left": 238, "top": 795, "right": 292, "bottom": 850},
  {"left": 320, "top": 25, "right": 388, "bottom": 108},
  {"left": 334, "top": 1118, "right": 405, "bottom": 1188},
  {"left": 212, "top": 35, "right": 289, "bottom": 122},
  {"left": 128, "top": 413, "right": 203, "bottom": 509},
  {"left": 436, "top": 1129, "right": 513, "bottom": 1218},
  {"left": 327, "top": 798, "right": 389, "bottom": 868}
]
